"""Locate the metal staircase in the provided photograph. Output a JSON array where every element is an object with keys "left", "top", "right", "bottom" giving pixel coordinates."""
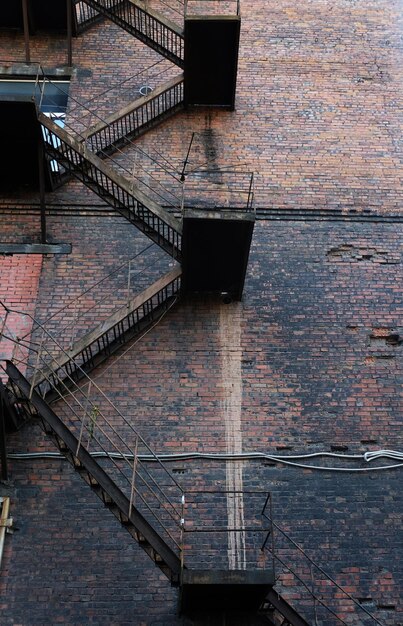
[
  {"left": 5, "top": 360, "right": 183, "bottom": 584},
  {"left": 81, "top": 0, "right": 184, "bottom": 67},
  {"left": 84, "top": 74, "right": 184, "bottom": 156},
  {"left": 39, "top": 112, "right": 182, "bottom": 260},
  {"left": 32, "top": 267, "right": 181, "bottom": 403},
  {"left": 1, "top": 303, "right": 314, "bottom": 624},
  {"left": 3, "top": 356, "right": 312, "bottom": 624}
]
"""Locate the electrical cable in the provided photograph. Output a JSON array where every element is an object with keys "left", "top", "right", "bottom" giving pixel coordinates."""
[{"left": 7, "top": 449, "right": 403, "bottom": 472}]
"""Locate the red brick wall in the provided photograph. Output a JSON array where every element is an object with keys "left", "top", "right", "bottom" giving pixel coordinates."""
[
  {"left": 0, "top": 0, "right": 402, "bottom": 624},
  {"left": 0, "top": 255, "right": 42, "bottom": 377}
]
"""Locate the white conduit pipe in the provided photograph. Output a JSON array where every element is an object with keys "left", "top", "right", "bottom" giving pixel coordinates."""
[{"left": 6, "top": 449, "right": 403, "bottom": 472}]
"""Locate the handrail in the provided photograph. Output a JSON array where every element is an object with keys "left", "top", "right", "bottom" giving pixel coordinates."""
[
  {"left": 0, "top": 299, "right": 183, "bottom": 495},
  {"left": 39, "top": 112, "right": 183, "bottom": 259},
  {"left": 31, "top": 69, "right": 184, "bottom": 208},
  {"left": 32, "top": 267, "right": 182, "bottom": 391},
  {"left": 4, "top": 360, "right": 183, "bottom": 578},
  {"left": 1, "top": 304, "right": 186, "bottom": 558},
  {"left": 84, "top": 74, "right": 184, "bottom": 154},
  {"left": 74, "top": 0, "right": 102, "bottom": 31},
  {"left": 261, "top": 502, "right": 385, "bottom": 625}
]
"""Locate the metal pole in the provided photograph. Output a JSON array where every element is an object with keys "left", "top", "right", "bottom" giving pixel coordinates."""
[
  {"left": 127, "top": 260, "right": 132, "bottom": 307},
  {"left": 180, "top": 494, "right": 185, "bottom": 571},
  {"left": 311, "top": 563, "right": 319, "bottom": 626},
  {"left": 180, "top": 132, "right": 195, "bottom": 182},
  {"left": 0, "top": 393, "right": 8, "bottom": 482},
  {"left": 38, "top": 141, "right": 47, "bottom": 244},
  {"left": 21, "top": 0, "right": 31, "bottom": 64},
  {"left": 66, "top": 0, "right": 73, "bottom": 67},
  {"left": 128, "top": 435, "right": 139, "bottom": 518},
  {"left": 76, "top": 380, "right": 92, "bottom": 455},
  {"left": 270, "top": 494, "right": 275, "bottom": 579}
]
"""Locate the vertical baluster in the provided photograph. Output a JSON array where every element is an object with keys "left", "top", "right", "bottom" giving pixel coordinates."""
[
  {"left": 128, "top": 435, "right": 139, "bottom": 518},
  {"left": 76, "top": 380, "right": 92, "bottom": 455}
]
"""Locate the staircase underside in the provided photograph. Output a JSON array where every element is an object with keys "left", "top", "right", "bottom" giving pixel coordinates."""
[
  {"left": 0, "top": 0, "right": 79, "bottom": 35},
  {"left": 182, "top": 209, "right": 255, "bottom": 301},
  {"left": 180, "top": 569, "right": 275, "bottom": 614},
  {"left": 260, "top": 588, "right": 310, "bottom": 626},
  {"left": 184, "top": 16, "right": 241, "bottom": 109}
]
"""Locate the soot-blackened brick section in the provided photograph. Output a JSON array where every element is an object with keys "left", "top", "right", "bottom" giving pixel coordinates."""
[{"left": 0, "top": 1, "right": 402, "bottom": 625}]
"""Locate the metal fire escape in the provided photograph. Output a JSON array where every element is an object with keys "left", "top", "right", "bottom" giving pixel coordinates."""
[{"left": 0, "top": 1, "right": 311, "bottom": 623}]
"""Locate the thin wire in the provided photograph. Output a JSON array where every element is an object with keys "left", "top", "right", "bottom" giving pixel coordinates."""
[
  {"left": 5, "top": 447, "right": 403, "bottom": 472},
  {"left": 271, "top": 551, "right": 350, "bottom": 626},
  {"left": 268, "top": 517, "right": 386, "bottom": 626},
  {"left": 18, "top": 242, "right": 156, "bottom": 341}
]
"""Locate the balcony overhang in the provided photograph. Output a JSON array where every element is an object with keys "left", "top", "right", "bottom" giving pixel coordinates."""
[
  {"left": 182, "top": 208, "right": 255, "bottom": 301},
  {"left": 184, "top": 16, "right": 241, "bottom": 109},
  {"left": 0, "top": 0, "right": 77, "bottom": 34},
  {"left": 180, "top": 569, "right": 275, "bottom": 614}
]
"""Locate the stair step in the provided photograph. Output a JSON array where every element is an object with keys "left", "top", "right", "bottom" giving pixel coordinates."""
[{"left": 262, "top": 589, "right": 310, "bottom": 626}]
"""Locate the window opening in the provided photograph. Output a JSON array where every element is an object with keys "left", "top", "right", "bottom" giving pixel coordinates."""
[{"left": 0, "top": 77, "right": 70, "bottom": 173}]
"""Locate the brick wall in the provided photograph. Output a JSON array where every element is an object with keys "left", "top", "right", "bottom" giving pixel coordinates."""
[
  {"left": 0, "top": 255, "right": 43, "bottom": 378},
  {"left": 0, "top": 0, "right": 402, "bottom": 624}
]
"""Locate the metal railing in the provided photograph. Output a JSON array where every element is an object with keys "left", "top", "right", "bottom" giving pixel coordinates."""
[
  {"left": 18, "top": 243, "right": 167, "bottom": 355},
  {"left": 85, "top": 75, "right": 184, "bottom": 155},
  {"left": 182, "top": 490, "right": 272, "bottom": 571},
  {"left": 29, "top": 65, "right": 185, "bottom": 212},
  {"left": 74, "top": 0, "right": 102, "bottom": 31},
  {"left": 40, "top": 112, "right": 182, "bottom": 259},
  {"left": 261, "top": 500, "right": 385, "bottom": 626},
  {"left": 33, "top": 271, "right": 181, "bottom": 396},
  {"left": 0, "top": 311, "right": 185, "bottom": 561},
  {"left": 81, "top": 0, "right": 185, "bottom": 66},
  {"left": 0, "top": 264, "right": 181, "bottom": 398}
]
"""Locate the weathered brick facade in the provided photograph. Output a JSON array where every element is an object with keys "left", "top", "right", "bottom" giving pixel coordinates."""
[{"left": 0, "top": 0, "right": 402, "bottom": 624}]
